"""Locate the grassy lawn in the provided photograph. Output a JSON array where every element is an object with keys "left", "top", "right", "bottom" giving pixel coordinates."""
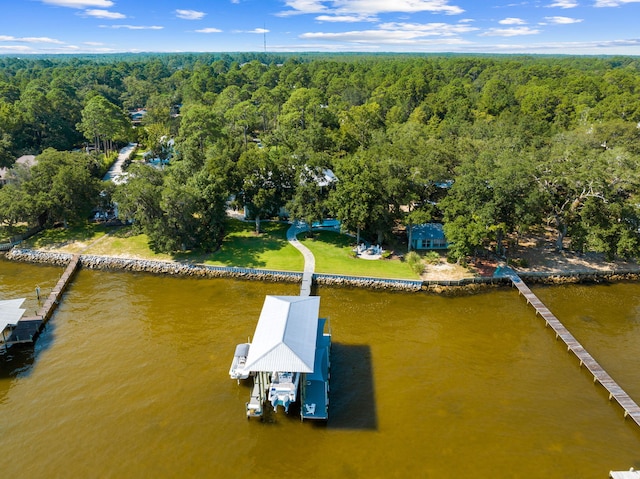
[
  {"left": 202, "top": 220, "right": 303, "bottom": 271},
  {"left": 21, "top": 223, "right": 109, "bottom": 253},
  {"left": 83, "top": 227, "right": 175, "bottom": 261},
  {"left": 23, "top": 219, "right": 303, "bottom": 270},
  {"left": 300, "top": 230, "right": 419, "bottom": 279},
  {"left": 0, "top": 224, "right": 31, "bottom": 243},
  {"left": 16, "top": 219, "right": 420, "bottom": 279}
]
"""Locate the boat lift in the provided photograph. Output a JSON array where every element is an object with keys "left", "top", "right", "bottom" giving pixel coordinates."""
[{"left": 231, "top": 295, "right": 330, "bottom": 421}]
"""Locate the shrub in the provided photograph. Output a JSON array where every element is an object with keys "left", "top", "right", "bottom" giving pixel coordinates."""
[
  {"left": 406, "top": 250, "right": 424, "bottom": 275},
  {"left": 424, "top": 250, "right": 440, "bottom": 264},
  {"left": 509, "top": 257, "right": 529, "bottom": 268}
]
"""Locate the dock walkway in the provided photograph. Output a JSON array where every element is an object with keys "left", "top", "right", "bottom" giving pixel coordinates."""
[
  {"left": 286, "top": 222, "right": 315, "bottom": 297},
  {"left": 5, "top": 254, "right": 80, "bottom": 345},
  {"left": 510, "top": 274, "right": 640, "bottom": 428}
]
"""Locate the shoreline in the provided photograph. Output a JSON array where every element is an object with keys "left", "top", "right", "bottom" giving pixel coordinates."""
[{"left": 5, "top": 247, "right": 640, "bottom": 294}]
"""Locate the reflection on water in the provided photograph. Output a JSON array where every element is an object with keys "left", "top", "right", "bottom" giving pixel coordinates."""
[{"left": 1, "top": 258, "right": 640, "bottom": 477}]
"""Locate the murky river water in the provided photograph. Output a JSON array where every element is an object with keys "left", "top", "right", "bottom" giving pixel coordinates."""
[{"left": 1, "top": 258, "right": 639, "bottom": 478}]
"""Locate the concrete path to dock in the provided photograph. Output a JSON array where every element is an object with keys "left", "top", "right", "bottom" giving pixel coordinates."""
[{"left": 286, "top": 222, "right": 315, "bottom": 297}]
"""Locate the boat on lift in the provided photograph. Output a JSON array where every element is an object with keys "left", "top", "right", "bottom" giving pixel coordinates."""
[
  {"left": 229, "top": 342, "right": 251, "bottom": 382},
  {"left": 268, "top": 371, "right": 300, "bottom": 413}
]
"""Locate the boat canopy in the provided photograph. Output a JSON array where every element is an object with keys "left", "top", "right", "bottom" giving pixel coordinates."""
[
  {"left": 0, "top": 298, "right": 26, "bottom": 333},
  {"left": 234, "top": 343, "right": 250, "bottom": 357},
  {"left": 244, "top": 296, "right": 320, "bottom": 373}
]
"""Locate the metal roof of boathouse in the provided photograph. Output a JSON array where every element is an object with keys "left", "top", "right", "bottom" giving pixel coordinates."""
[
  {"left": 0, "top": 298, "right": 26, "bottom": 333},
  {"left": 244, "top": 295, "right": 320, "bottom": 373}
]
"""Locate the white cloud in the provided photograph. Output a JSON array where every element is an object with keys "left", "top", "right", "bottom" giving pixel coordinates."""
[
  {"left": 473, "top": 37, "right": 640, "bottom": 54},
  {"left": 379, "top": 22, "right": 477, "bottom": 34},
  {"left": 544, "top": 15, "right": 583, "bottom": 23},
  {"left": 195, "top": 27, "right": 223, "bottom": 33},
  {"left": 83, "top": 41, "right": 105, "bottom": 45},
  {"left": 278, "top": 0, "right": 327, "bottom": 15},
  {"left": 41, "top": 0, "right": 114, "bottom": 7},
  {"left": 23, "top": 37, "right": 65, "bottom": 43},
  {"left": 175, "top": 9, "right": 206, "bottom": 20},
  {"left": 546, "top": 0, "right": 578, "bottom": 7},
  {"left": 0, "top": 35, "right": 64, "bottom": 44},
  {"left": 84, "top": 9, "right": 126, "bottom": 19},
  {"left": 301, "top": 21, "right": 478, "bottom": 45},
  {"left": 315, "top": 14, "right": 377, "bottom": 22},
  {"left": 480, "top": 26, "right": 541, "bottom": 36},
  {"left": 499, "top": 17, "right": 527, "bottom": 24},
  {"left": 595, "top": 0, "right": 640, "bottom": 5},
  {"left": 234, "top": 28, "right": 270, "bottom": 34},
  {"left": 0, "top": 45, "right": 33, "bottom": 52},
  {"left": 279, "top": 0, "right": 464, "bottom": 17},
  {"left": 104, "top": 25, "right": 164, "bottom": 30}
]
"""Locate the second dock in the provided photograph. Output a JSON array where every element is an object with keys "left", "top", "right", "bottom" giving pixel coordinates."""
[{"left": 511, "top": 274, "right": 640, "bottom": 428}]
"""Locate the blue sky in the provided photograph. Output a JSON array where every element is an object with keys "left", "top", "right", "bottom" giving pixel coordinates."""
[{"left": 1, "top": 0, "right": 640, "bottom": 55}]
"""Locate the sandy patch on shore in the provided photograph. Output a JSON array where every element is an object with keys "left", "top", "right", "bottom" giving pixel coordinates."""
[
  {"left": 422, "top": 260, "right": 474, "bottom": 281},
  {"left": 511, "top": 230, "right": 640, "bottom": 274}
]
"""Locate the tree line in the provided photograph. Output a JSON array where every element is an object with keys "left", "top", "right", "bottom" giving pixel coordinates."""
[{"left": 1, "top": 53, "right": 640, "bottom": 259}]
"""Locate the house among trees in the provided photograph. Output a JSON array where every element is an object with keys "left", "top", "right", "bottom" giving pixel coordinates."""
[
  {"left": 0, "top": 155, "right": 37, "bottom": 186},
  {"left": 409, "top": 223, "right": 448, "bottom": 250},
  {"left": 129, "top": 108, "right": 147, "bottom": 125}
]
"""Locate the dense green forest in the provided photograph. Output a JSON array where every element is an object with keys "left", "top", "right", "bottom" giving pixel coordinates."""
[{"left": 1, "top": 53, "right": 640, "bottom": 260}]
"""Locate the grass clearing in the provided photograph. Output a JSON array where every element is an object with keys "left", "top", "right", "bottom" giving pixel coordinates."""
[
  {"left": 82, "top": 219, "right": 303, "bottom": 270},
  {"left": 21, "top": 223, "right": 108, "bottom": 253},
  {"left": 84, "top": 227, "right": 174, "bottom": 261},
  {"left": 16, "top": 219, "right": 419, "bottom": 279},
  {"left": 202, "top": 220, "right": 303, "bottom": 271},
  {"left": 300, "top": 230, "right": 418, "bottom": 279},
  {"left": 0, "top": 224, "right": 33, "bottom": 243}
]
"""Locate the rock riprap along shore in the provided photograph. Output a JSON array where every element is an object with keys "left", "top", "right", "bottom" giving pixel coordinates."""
[
  {"left": 5, "top": 248, "right": 300, "bottom": 283},
  {"left": 5, "top": 248, "right": 425, "bottom": 291}
]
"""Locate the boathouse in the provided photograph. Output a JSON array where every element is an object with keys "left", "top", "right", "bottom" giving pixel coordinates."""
[
  {"left": 0, "top": 298, "right": 26, "bottom": 344},
  {"left": 240, "top": 295, "right": 330, "bottom": 421}
]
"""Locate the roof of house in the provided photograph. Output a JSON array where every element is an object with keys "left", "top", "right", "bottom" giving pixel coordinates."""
[
  {"left": 410, "top": 223, "right": 446, "bottom": 240},
  {"left": 16, "top": 155, "right": 37, "bottom": 167},
  {"left": 243, "top": 295, "right": 320, "bottom": 373},
  {"left": 0, "top": 155, "right": 37, "bottom": 182}
]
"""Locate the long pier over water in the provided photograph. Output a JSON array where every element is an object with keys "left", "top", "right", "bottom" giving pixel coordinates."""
[
  {"left": 511, "top": 274, "right": 640, "bottom": 428},
  {"left": 5, "top": 254, "right": 80, "bottom": 346}
]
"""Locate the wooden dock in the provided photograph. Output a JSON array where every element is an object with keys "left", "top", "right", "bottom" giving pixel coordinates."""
[
  {"left": 4, "top": 254, "right": 80, "bottom": 346},
  {"left": 511, "top": 275, "right": 640, "bottom": 428}
]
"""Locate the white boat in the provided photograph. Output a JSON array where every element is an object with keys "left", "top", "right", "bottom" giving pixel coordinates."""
[
  {"left": 229, "top": 343, "right": 250, "bottom": 382},
  {"left": 268, "top": 371, "right": 300, "bottom": 413}
]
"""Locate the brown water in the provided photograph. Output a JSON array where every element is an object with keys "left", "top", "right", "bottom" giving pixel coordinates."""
[{"left": 1, "top": 258, "right": 639, "bottom": 478}]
